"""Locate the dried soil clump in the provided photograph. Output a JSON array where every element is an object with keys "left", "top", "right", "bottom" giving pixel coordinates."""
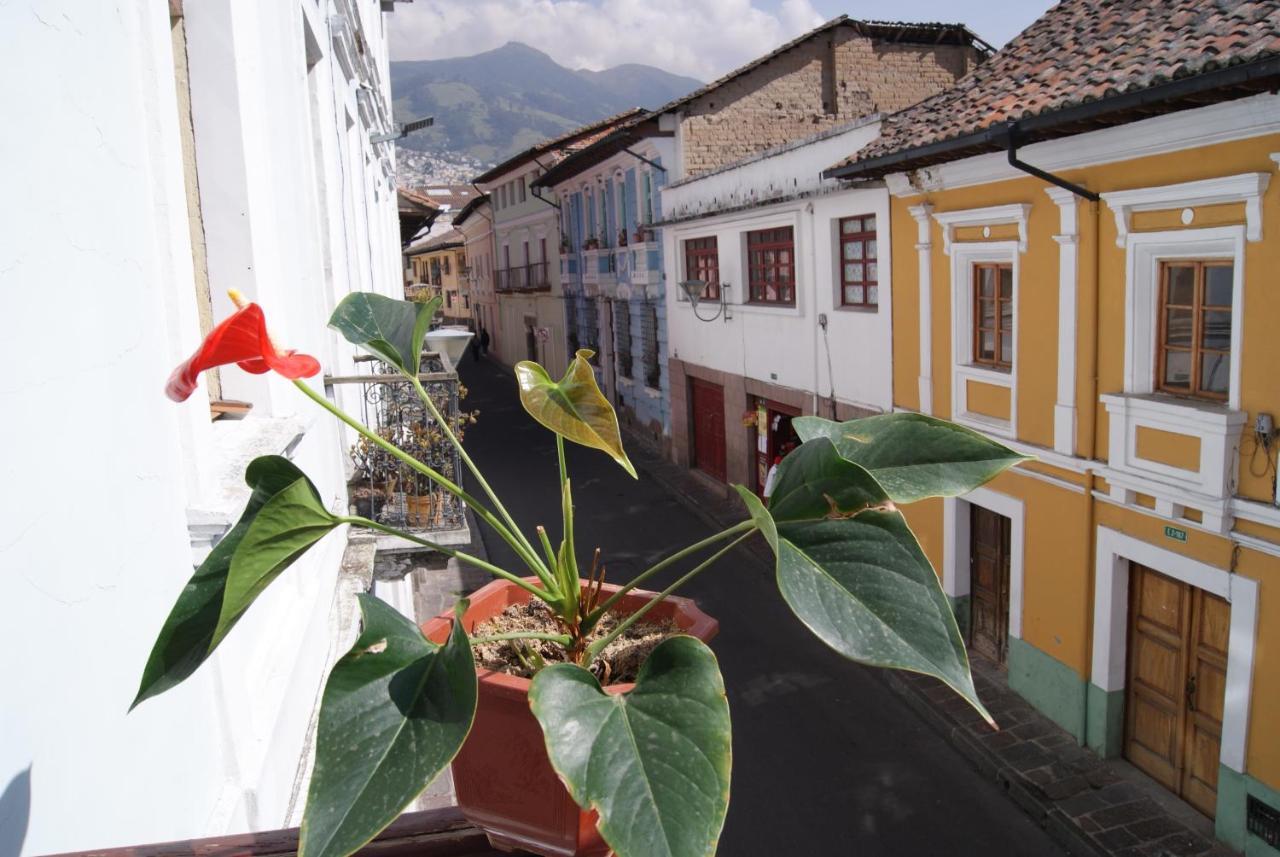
[{"left": 472, "top": 599, "right": 679, "bottom": 684}]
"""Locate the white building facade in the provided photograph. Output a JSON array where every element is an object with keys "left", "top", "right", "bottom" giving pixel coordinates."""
[
  {"left": 0, "top": 1, "right": 412, "bottom": 853},
  {"left": 660, "top": 118, "right": 894, "bottom": 494}
]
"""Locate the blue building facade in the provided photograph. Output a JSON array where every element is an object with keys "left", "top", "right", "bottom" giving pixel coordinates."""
[{"left": 536, "top": 122, "right": 675, "bottom": 448}]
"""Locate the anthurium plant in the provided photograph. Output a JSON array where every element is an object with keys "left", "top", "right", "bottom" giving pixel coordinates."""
[{"left": 136, "top": 290, "right": 1028, "bottom": 857}]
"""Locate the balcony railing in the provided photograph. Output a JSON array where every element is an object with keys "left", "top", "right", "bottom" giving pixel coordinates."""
[
  {"left": 327, "top": 355, "right": 466, "bottom": 536},
  {"left": 495, "top": 261, "right": 550, "bottom": 293}
]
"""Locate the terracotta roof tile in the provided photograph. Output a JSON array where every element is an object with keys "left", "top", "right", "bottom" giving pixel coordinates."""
[
  {"left": 828, "top": 0, "right": 1280, "bottom": 177},
  {"left": 473, "top": 108, "right": 648, "bottom": 184}
]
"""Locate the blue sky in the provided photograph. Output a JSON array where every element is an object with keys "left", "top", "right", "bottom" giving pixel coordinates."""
[{"left": 388, "top": 0, "right": 1057, "bottom": 80}]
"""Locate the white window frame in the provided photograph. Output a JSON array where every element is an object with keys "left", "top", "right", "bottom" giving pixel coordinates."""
[
  {"left": 1122, "top": 226, "right": 1245, "bottom": 409},
  {"left": 1091, "top": 526, "right": 1258, "bottom": 773},
  {"left": 950, "top": 241, "right": 1018, "bottom": 439}
]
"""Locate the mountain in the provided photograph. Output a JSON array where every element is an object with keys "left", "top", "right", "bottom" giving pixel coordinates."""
[{"left": 390, "top": 43, "right": 701, "bottom": 168}]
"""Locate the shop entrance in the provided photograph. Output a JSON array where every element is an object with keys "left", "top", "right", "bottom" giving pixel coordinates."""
[
  {"left": 1124, "top": 563, "right": 1228, "bottom": 818},
  {"left": 752, "top": 399, "right": 801, "bottom": 499}
]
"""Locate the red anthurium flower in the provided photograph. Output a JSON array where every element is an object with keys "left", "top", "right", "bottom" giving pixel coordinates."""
[{"left": 166, "top": 293, "right": 320, "bottom": 402}]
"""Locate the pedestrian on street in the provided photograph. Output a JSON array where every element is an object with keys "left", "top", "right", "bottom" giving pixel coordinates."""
[{"left": 479, "top": 326, "right": 490, "bottom": 356}]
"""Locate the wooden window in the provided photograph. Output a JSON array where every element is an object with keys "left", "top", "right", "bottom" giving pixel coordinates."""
[
  {"left": 747, "top": 226, "right": 795, "bottom": 305},
  {"left": 683, "top": 237, "right": 719, "bottom": 300},
  {"left": 1157, "top": 261, "right": 1232, "bottom": 400},
  {"left": 642, "top": 301, "right": 661, "bottom": 388},
  {"left": 972, "top": 262, "right": 1013, "bottom": 369},
  {"left": 838, "top": 215, "right": 877, "bottom": 307},
  {"left": 615, "top": 303, "right": 633, "bottom": 379},
  {"left": 582, "top": 296, "right": 600, "bottom": 364},
  {"left": 642, "top": 172, "right": 653, "bottom": 225}
]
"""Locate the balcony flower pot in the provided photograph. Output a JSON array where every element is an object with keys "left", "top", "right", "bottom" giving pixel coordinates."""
[
  {"left": 584, "top": 237, "right": 599, "bottom": 250},
  {"left": 421, "top": 576, "right": 718, "bottom": 857},
  {"left": 616, "top": 230, "right": 627, "bottom": 247}
]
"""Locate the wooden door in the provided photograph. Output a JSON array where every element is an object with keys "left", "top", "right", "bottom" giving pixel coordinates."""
[
  {"left": 968, "top": 506, "right": 1011, "bottom": 664},
  {"left": 1125, "top": 564, "right": 1229, "bottom": 817},
  {"left": 690, "top": 379, "right": 726, "bottom": 482}
]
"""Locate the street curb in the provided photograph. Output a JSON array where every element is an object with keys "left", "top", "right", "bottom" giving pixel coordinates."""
[{"left": 881, "top": 671, "right": 1104, "bottom": 857}]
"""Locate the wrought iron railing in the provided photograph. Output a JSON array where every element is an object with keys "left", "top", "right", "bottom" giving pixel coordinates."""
[
  {"left": 328, "top": 354, "right": 467, "bottom": 535},
  {"left": 495, "top": 261, "right": 550, "bottom": 293}
]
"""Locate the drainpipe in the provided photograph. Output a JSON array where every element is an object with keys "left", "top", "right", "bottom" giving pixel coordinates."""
[
  {"left": 1005, "top": 124, "right": 1099, "bottom": 202},
  {"left": 1078, "top": 198, "right": 1103, "bottom": 748}
]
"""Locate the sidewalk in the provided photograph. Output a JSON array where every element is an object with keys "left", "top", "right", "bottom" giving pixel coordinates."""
[{"left": 622, "top": 423, "right": 1234, "bottom": 857}]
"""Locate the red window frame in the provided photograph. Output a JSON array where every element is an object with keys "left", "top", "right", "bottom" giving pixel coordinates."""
[
  {"left": 683, "top": 237, "right": 720, "bottom": 300},
  {"left": 838, "top": 215, "right": 877, "bottom": 307},
  {"left": 747, "top": 226, "right": 795, "bottom": 305}
]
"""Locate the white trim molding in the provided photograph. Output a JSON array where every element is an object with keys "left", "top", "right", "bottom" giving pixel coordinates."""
[
  {"left": 943, "top": 487, "right": 1026, "bottom": 639},
  {"left": 950, "top": 241, "right": 1019, "bottom": 439},
  {"left": 1091, "top": 527, "right": 1258, "bottom": 773},
  {"left": 932, "top": 203, "right": 1031, "bottom": 255},
  {"left": 1101, "top": 172, "right": 1270, "bottom": 248},
  {"left": 908, "top": 202, "right": 934, "bottom": 414},
  {"left": 1099, "top": 394, "right": 1247, "bottom": 532},
  {"left": 1120, "top": 226, "right": 1246, "bottom": 409},
  {"left": 1045, "top": 187, "right": 1080, "bottom": 456}
]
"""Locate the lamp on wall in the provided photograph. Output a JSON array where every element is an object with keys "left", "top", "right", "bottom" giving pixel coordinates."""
[{"left": 679, "top": 280, "right": 731, "bottom": 323}]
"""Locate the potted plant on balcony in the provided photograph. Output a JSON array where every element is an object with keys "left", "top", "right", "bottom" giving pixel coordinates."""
[
  {"left": 560, "top": 236, "right": 571, "bottom": 254},
  {"left": 617, "top": 228, "right": 628, "bottom": 247},
  {"left": 634, "top": 226, "right": 652, "bottom": 244},
  {"left": 584, "top": 234, "right": 599, "bottom": 251},
  {"left": 138, "top": 290, "right": 1026, "bottom": 857}
]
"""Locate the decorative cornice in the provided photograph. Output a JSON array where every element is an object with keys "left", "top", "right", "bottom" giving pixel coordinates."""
[
  {"left": 932, "top": 203, "right": 1031, "bottom": 254},
  {"left": 1101, "top": 172, "right": 1270, "bottom": 247}
]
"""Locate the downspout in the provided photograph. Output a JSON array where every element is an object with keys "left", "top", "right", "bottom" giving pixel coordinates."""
[{"left": 1004, "top": 124, "right": 1099, "bottom": 203}]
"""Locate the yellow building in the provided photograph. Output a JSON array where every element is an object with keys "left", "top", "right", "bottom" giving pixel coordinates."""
[
  {"left": 827, "top": 2, "right": 1280, "bottom": 851},
  {"left": 405, "top": 228, "right": 470, "bottom": 324}
]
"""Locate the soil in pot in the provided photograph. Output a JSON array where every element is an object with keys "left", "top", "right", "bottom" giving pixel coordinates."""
[{"left": 472, "top": 600, "right": 678, "bottom": 684}]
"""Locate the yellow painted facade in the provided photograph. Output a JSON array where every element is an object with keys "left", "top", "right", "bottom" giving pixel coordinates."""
[
  {"left": 408, "top": 245, "right": 470, "bottom": 323},
  {"left": 887, "top": 119, "right": 1280, "bottom": 846}
]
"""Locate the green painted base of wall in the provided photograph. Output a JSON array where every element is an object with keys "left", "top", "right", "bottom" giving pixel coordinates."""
[
  {"left": 949, "top": 594, "right": 971, "bottom": 642},
  {"left": 1085, "top": 683, "right": 1125, "bottom": 758},
  {"left": 1007, "top": 637, "right": 1086, "bottom": 741},
  {"left": 1218, "top": 766, "right": 1280, "bottom": 856}
]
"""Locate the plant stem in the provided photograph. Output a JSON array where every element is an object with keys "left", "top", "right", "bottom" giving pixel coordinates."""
[
  {"left": 337, "top": 516, "right": 552, "bottom": 601},
  {"left": 585, "top": 531, "right": 754, "bottom": 662},
  {"left": 292, "top": 379, "right": 551, "bottom": 583},
  {"left": 468, "top": 632, "right": 572, "bottom": 646},
  {"left": 556, "top": 436, "right": 579, "bottom": 617},
  {"left": 585, "top": 519, "right": 755, "bottom": 627},
  {"left": 409, "top": 375, "right": 547, "bottom": 581}
]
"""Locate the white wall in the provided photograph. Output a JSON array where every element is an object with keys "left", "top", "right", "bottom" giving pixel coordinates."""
[
  {"left": 661, "top": 121, "right": 893, "bottom": 413},
  {"left": 0, "top": 1, "right": 406, "bottom": 853}
]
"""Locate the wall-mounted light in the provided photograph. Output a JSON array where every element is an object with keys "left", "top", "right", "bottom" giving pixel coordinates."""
[
  {"left": 679, "top": 280, "right": 731, "bottom": 323},
  {"left": 370, "top": 115, "right": 434, "bottom": 145}
]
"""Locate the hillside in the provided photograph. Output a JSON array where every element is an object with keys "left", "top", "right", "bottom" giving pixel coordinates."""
[{"left": 390, "top": 43, "right": 701, "bottom": 170}]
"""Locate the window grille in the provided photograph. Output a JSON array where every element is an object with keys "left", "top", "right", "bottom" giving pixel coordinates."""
[
  {"left": 642, "top": 301, "right": 661, "bottom": 389},
  {"left": 684, "top": 237, "right": 719, "bottom": 300},
  {"left": 615, "top": 302, "right": 633, "bottom": 379},
  {"left": 839, "top": 215, "right": 877, "bottom": 307}
]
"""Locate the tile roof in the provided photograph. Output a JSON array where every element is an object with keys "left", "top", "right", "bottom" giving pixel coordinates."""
[
  {"left": 472, "top": 108, "right": 648, "bottom": 184},
  {"left": 451, "top": 193, "right": 489, "bottom": 228},
  {"left": 406, "top": 227, "right": 465, "bottom": 256},
  {"left": 828, "top": 0, "right": 1280, "bottom": 179}
]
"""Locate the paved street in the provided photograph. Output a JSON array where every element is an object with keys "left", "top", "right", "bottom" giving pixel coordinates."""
[{"left": 455, "top": 357, "right": 1070, "bottom": 856}]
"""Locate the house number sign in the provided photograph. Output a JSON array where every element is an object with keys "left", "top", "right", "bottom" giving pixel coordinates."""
[{"left": 1164, "top": 525, "right": 1188, "bottom": 543}]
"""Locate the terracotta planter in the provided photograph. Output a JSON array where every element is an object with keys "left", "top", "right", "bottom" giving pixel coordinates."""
[{"left": 421, "top": 578, "right": 718, "bottom": 857}]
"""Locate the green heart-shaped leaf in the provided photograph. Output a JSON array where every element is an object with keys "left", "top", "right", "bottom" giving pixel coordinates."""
[
  {"left": 792, "top": 413, "right": 1029, "bottom": 503},
  {"left": 530, "top": 635, "right": 731, "bottom": 857},
  {"left": 329, "top": 292, "right": 441, "bottom": 376},
  {"left": 214, "top": 472, "right": 339, "bottom": 645},
  {"left": 132, "top": 456, "right": 332, "bottom": 709},
  {"left": 732, "top": 484, "right": 776, "bottom": 553},
  {"left": 300, "top": 596, "right": 477, "bottom": 857},
  {"left": 515, "top": 349, "right": 636, "bottom": 477},
  {"left": 764, "top": 438, "right": 991, "bottom": 723}
]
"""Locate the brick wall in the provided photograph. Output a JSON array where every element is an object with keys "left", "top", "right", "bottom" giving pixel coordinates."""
[{"left": 680, "top": 32, "right": 979, "bottom": 176}]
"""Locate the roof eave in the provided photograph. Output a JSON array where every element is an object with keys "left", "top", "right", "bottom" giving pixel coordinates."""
[{"left": 825, "top": 53, "right": 1280, "bottom": 182}]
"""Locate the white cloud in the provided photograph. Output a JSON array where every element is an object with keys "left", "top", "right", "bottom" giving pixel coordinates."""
[{"left": 387, "top": 0, "right": 829, "bottom": 81}]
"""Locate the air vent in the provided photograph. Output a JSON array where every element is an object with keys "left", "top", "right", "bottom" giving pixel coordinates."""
[{"left": 1247, "top": 795, "right": 1280, "bottom": 848}]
